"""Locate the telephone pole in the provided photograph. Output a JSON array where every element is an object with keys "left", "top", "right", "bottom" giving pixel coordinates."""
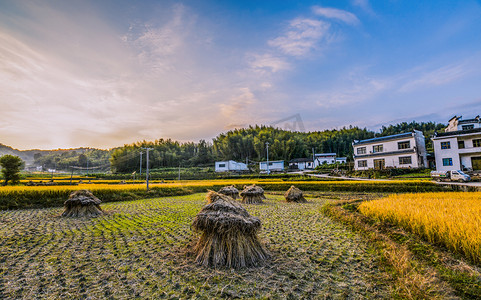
[
  {"left": 266, "top": 142, "right": 270, "bottom": 175},
  {"left": 139, "top": 151, "right": 143, "bottom": 178},
  {"left": 142, "top": 148, "right": 153, "bottom": 191}
]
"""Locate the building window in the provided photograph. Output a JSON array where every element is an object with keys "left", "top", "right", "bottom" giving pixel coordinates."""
[
  {"left": 268, "top": 162, "right": 273, "bottom": 166},
  {"left": 399, "top": 156, "right": 412, "bottom": 165},
  {"left": 442, "top": 158, "right": 453, "bottom": 166},
  {"left": 458, "top": 140, "right": 465, "bottom": 149},
  {"left": 441, "top": 142, "right": 451, "bottom": 149},
  {"left": 358, "top": 160, "right": 367, "bottom": 167},
  {"left": 462, "top": 125, "right": 474, "bottom": 130},
  {"left": 374, "top": 159, "right": 385, "bottom": 169},
  {"left": 398, "top": 141, "right": 410, "bottom": 149},
  {"left": 357, "top": 147, "right": 366, "bottom": 154},
  {"left": 373, "top": 145, "right": 383, "bottom": 153},
  {"left": 218, "top": 163, "right": 225, "bottom": 168},
  {"left": 474, "top": 139, "right": 481, "bottom": 147}
]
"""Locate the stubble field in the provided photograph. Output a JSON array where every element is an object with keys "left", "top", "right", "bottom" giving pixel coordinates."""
[{"left": 0, "top": 193, "right": 390, "bottom": 299}]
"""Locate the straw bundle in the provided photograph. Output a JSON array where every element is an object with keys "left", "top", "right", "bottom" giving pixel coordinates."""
[
  {"left": 206, "top": 189, "right": 233, "bottom": 204},
  {"left": 240, "top": 184, "right": 265, "bottom": 204},
  {"left": 192, "top": 191, "right": 269, "bottom": 268},
  {"left": 284, "top": 185, "right": 307, "bottom": 203},
  {"left": 217, "top": 185, "right": 239, "bottom": 199},
  {"left": 61, "top": 190, "right": 103, "bottom": 217}
]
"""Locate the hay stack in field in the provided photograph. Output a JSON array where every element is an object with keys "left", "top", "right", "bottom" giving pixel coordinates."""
[
  {"left": 61, "top": 190, "right": 104, "bottom": 217},
  {"left": 240, "top": 184, "right": 265, "bottom": 204},
  {"left": 218, "top": 185, "right": 239, "bottom": 199},
  {"left": 206, "top": 189, "right": 233, "bottom": 204},
  {"left": 284, "top": 185, "right": 307, "bottom": 203},
  {"left": 192, "top": 191, "right": 269, "bottom": 268}
]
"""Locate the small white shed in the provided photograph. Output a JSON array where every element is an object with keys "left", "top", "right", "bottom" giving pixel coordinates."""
[
  {"left": 259, "top": 160, "right": 284, "bottom": 172},
  {"left": 215, "top": 160, "right": 248, "bottom": 172}
]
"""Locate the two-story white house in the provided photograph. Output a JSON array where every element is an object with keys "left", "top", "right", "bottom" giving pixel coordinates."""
[
  {"left": 432, "top": 116, "right": 481, "bottom": 171},
  {"left": 215, "top": 160, "right": 248, "bottom": 172},
  {"left": 353, "top": 130, "right": 427, "bottom": 170}
]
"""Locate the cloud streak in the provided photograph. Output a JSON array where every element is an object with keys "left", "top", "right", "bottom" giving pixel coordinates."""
[{"left": 312, "top": 6, "right": 360, "bottom": 25}]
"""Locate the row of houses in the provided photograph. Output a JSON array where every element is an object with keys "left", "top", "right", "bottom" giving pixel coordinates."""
[
  {"left": 215, "top": 115, "right": 481, "bottom": 173},
  {"left": 214, "top": 154, "right": 347, "bottom": 173},
  {"left": 353, "top": 115, "right": 481, "bottom": 171}
]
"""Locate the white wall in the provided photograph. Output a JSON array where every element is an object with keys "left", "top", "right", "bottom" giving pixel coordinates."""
[
  {"left": 260, "top": 161, "right": 284, "bottom": 171},
  {"left": 432, "top": 137, "right": 461, "bottom": 171},
  {"left": 353, "top": 132, "right": 427, "bottom": 170}
]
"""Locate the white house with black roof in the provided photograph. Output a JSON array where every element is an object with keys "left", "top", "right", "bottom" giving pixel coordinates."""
[
  {"left": 432, "top": 116, "right": 481, "bottom": 171},
  {"left": 352, "top": 130, "right": 427, "bottom": 170}
]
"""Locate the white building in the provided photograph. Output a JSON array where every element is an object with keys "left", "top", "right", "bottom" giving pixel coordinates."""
[
  {"left": 313, "top": 153, "right": 337, "bottom": 167},
  {"left": 259, "top": 160, "right": 284, "bottom": 173},
  {"left": 432, "top": 116, "right": 481, "bottom": 171},
  {"left": 288, "top": 158, "right": 314, "bottom": 170},
  {"left": 336, "top": 157, "right": 347, "bottom": 164},
  {"left": 215, "top": 160, "right": 248, "bottom": 172},
  {"left": 353, "top": 130, "right": 427, "bottom": 170}
]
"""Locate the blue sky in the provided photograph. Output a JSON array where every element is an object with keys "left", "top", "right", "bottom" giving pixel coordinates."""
[{"left": 1, "top": 0, "right": 481, "bottom": 149}]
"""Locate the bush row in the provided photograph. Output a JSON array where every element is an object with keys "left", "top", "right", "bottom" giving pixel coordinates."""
[{"left": 0, "top": 180, "right": 446, "bottom": 211}]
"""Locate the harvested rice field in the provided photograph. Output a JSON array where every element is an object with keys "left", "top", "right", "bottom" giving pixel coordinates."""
[{"left": 0, "top": 193, "right": 391, "bottom": 299}]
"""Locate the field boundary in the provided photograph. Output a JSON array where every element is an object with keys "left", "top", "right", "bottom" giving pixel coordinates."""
[{"left": 0, "top": 180, "right": 447, "bottom": 210}]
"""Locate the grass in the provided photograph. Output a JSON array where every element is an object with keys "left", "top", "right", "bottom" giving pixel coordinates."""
[
  {"left": 323, "top": 198, "right": 481, "bottom": 299},
  {"left": 359, "top": 192, "right": 481, "bottom": 264},
  {"left": 0, "top": 193, "right": 392, "bottom": 299}
]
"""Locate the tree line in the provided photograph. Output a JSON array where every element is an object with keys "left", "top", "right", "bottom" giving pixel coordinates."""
[{"left": 6, "top": 121, "right": 445, "bottom": 174}]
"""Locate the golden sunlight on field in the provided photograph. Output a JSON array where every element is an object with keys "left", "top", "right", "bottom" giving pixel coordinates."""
[{"left": 359, "top": 192, "right": 481, "bottom": 263}]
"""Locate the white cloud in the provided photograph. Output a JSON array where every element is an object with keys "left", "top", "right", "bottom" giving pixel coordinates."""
[
  {"left": 312, "top": 6, "right": 360, "bottom": 26},
  {"left": 399, "top": 63, "right": 471, "bottom": 92},
  {"left": 351, "top": 0, "right": 375, "bottom": 15},
  {"left": 268, "top": 18, "right": 331, "bottom": 56},
  {"left": 248, "top": 53, "right": 290, "bottom": 73}
]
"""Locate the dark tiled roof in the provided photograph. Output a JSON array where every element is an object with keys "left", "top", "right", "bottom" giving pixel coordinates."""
[
  {"left": 314, "top": 153, "right": 336, "bottom": 157},
  {"left": 459, "top": 119, "right": 480, "bottom": 124},
  {"left": 354, "top": 149, "right": 416, "bottom": 159},
  {"left": 289, "top": 158, "right": 313, "bottom": 163},
  {"left": 353, "top": 132, "right": 413, "bottom": 145},
  {"left": 434, "top": 127, "right": 481, "bottom": 138}
]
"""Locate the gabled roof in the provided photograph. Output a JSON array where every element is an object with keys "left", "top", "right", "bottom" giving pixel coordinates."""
[
  {"left": 289, "top": 158, "right": 313, "bottom": 163},
  {"left": 314, "top": 153, "right": 336, "bottom": 157},
  {"left": 353, "top": 132, "right": 413, "bottom": 146}
]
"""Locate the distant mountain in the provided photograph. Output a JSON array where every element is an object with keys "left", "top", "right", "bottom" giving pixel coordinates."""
[{"left": 0, "top": 144, "right": 104, "bottom": 168}]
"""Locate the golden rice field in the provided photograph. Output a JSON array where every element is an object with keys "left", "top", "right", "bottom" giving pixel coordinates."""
[{"left": 359, "top": 192, "right": 481, "bottom": 263}]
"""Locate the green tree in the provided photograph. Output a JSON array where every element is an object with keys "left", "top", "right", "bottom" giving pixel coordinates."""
[{"left": 0, "top": 155, "right": 24, "bottom": 185}]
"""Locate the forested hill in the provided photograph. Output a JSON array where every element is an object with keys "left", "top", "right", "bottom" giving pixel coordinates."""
[
  {"left": 2, "top": 121, "right": 447, "bottom": 172},
  {"left": 110, "top": 121, "right": 446, "bottom": 173}
]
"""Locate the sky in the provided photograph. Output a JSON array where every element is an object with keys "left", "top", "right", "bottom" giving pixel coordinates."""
[{"left": 1, "top": 0, "right": 481, "bottom": 150}]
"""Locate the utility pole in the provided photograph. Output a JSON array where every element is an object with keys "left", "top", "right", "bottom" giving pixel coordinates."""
[
  {"left": 139, "top": 151, "right": 143, "bottom": 178},
  {"left": 266, "top": 142, "right": 270, "bottom": 175},
  {"left": 142, "top": 148, "right": 153, "bottom": 191}
]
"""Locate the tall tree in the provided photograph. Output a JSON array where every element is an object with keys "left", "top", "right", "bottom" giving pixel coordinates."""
[{"left": 0, "top": 155, "right": 24, "bottom": 185}]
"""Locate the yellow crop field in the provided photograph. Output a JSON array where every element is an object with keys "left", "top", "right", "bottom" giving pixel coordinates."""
[{"left": 359, "top": 192, "right": 481, "bottom": 263}]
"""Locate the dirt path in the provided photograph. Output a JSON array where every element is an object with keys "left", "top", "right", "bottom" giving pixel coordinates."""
[{"left": 0, "top": 193, "right": 391, "bottom": 299}]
